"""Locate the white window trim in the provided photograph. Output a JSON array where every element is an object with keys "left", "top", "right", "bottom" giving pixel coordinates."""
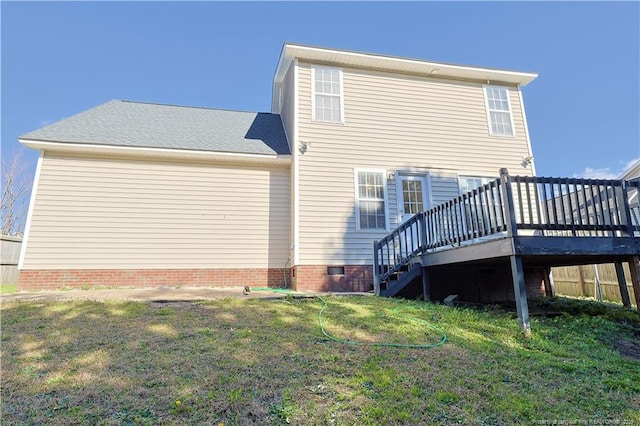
[
  {"left": 311, "top": 65, "right": 345, "bottom": 124},
  {"left": 354, "top": 168, "right": 389, "bottom": 232},
  {"left": 457, "top": 175, "right": 494, "bottom": 195},
  {"left": 483, "top": 84, "right": 516, "bottom": 137}
]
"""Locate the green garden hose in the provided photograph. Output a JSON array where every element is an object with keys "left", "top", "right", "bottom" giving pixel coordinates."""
[
  {"left": 317, "top": 296, "right": 447, "bottom": 349},
  {"left": 248, "top": 287, "right": 447, "bottom": 348}
]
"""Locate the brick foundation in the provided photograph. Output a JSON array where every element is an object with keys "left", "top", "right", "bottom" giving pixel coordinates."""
[
  {"left": 292, "top": 265, "right": 374, "bottom": 292},
  {"left": 18, "top": 263, "right": 546, "bottom": 302},
  {"left": 18, "top": 268, "right": 292, "bottom": 291}
]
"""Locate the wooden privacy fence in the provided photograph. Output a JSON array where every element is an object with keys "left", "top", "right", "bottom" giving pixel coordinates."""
[
  {"left": 1, "top": 235, "right": 22, "bottom": 285},
  {"left": 553, "top": 263, "right": 637, "bottom": 306}
]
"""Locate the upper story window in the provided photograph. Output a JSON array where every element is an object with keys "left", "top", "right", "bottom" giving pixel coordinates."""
[
  {"left": 355, "top": 169, "right": 388, "bottom": 231},
  {"left": 312, "top": 66, "right": 343, "bottom": 123},
  {"left": 483, "top": 85, "right": 515, "bottom": 137}
]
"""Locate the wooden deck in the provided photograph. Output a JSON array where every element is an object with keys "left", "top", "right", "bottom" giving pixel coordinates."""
[
  {"left": 422, "top": 235, "right": 640, "bottom": 267},
  {"left": 373, "top": 169, "right": 640, "bottom": 334}
]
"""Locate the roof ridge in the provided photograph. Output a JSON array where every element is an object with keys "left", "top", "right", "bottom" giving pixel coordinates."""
[
  {"left": 19, "top": 99, "right": 291, "bottom": 156},
  {"left": 117, "top": 99, "right": 275, "bottom": 115}
]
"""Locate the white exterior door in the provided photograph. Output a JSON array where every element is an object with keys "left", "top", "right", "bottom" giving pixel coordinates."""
[
  {"left": 394, "top": 173, "right": 429, "bottom": 259},
  {"left": 396, "top": 174, "right": 429, "bottom": 224}
]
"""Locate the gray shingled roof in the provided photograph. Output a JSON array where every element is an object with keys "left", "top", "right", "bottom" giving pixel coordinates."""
[{"left": 20, "top": 100, "right": 291, "bottom": 156}]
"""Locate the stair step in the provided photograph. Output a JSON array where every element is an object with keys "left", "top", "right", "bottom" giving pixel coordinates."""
[{"left": 380, "top": 265, "right": 422, "bottom": 297}]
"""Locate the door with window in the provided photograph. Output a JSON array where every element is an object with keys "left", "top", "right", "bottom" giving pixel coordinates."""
[
  {"left": 395, "top": 174, "right": 429, "bottom": 259},
  {"left": 397, "top": 174, "right": 429, "bottom": 224}
]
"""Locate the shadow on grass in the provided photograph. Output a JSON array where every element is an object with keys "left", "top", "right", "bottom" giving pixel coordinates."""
[{"left": 1, "top": 296, "right": 639, "bottom": 425}]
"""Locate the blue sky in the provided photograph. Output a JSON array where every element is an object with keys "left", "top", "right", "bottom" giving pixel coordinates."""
[{"left": 2, "top": 1, "right": 639, "bottom": 181}]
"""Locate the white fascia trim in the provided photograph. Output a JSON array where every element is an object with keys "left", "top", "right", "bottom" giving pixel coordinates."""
[
  {"left": 19, "top": 139, "right": 292, "bottom": 165},
  {"left": 517, "top": 85, "right": 536, "bottom": 175},
  {"left": 354, "top": 168, "right": 390, "bottom": 232},
  {"left": 274, "top": 44, "right": 293, "bottom": 83},
  {"left": 293, "top": 59, "right": 300, "bottom": 265},
  {"left": 619, "top": 159, "right": 640, "bottom": 180},
  {"left": 18, "top": 151, "right": 44, "bottom": 270},
  {"left": 272, "top": 58, "right": 294, "bottom": 113},
  {"left": 279, "top": 43, "right": 538, "bottom": 86}
]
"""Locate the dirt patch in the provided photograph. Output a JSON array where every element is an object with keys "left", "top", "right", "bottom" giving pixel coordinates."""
[{"left": 614, "top": 339, "right": 640, "bottom": 361}]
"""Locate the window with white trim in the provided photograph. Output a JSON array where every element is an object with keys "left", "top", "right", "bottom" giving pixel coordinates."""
[
  {"left": 459, "top": 176, "right": 493, "bottom": 195},
  {"left": 312, "top": 66, "right": 343, "bottom": 122},
  {"left": 483, "top": 85, "right": 514, "bottom": 136},
  {"left": 355, "top": 170, "right": 387, "bottom": 230}
]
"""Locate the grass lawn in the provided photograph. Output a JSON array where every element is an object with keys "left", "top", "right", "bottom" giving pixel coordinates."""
[
  {"left": 0, "top": 284, "right": 18, "bottom": 294},
  {"left": 1, "top": 296, "right": 639, "bottom": 425}
]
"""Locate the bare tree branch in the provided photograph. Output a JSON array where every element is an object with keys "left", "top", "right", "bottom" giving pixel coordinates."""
[{"left": 1, "top": 148, "right": 33, "bottom": 236}]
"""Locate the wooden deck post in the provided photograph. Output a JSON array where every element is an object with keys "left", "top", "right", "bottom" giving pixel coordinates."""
[
  {"left": 422, "top": 266, "right": 430, "bottom": 302},
  {"left": 500, "top": 168, "right": 531, "bottom": 335},
  {"left": 615, "top": 262, "right": 632, "bottom": 308},
  {"left": 627, "top": 256, "right": 640, "bottom": 314},
  {"left": 373, "top": 240, "right": 381, "bottom": 296},
  {"left": 619, "top": 180, "right": 635, "bottom": 237},
  {"left": 510, "top": 256, "right": 531, "bottom": 336},
  {"left": 419, "top": 212, "right": 428, "bottom": 250},
  {"left": 543, "top": 267, "right": 556, "bottom": 298}
]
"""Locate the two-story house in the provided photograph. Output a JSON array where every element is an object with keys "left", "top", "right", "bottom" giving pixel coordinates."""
[{"left": 18, "top": 43, "right": 539, "bottom": 294}]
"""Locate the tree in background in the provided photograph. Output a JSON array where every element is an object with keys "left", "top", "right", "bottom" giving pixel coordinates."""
[{"left": 2, "top": 149, "right": 33, "bottom": 236}]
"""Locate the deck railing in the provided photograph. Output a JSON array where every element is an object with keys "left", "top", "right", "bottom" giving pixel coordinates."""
[
  {"left": 511, "top": 175, "right": 639, "bottom": 237},
  {"left": 373, "top": 169, "right": 640, "bottom": 294},
  {"left": 425, "top": 177, "right": 506, "bottom": 248},
  {"left": 372, "top": 212, "right": 427, "bottom": 287}
]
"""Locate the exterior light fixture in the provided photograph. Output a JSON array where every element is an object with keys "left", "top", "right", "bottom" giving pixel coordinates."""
[{"left": 521, "top": 156, "right": 534, "bottom": 168}]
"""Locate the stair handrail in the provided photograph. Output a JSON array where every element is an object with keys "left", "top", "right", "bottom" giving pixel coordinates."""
[{"left": 373, "top": 212, "right": 426, "bottom": 295}]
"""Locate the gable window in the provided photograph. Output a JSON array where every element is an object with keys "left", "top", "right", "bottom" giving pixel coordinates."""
[
  {"left": 312, "top": 66, "right": 343, "bottom": 123},
  {"left": 355, "top": 169, "right": 388, "bottom": 230},
  {"left": 483, "top": 85, "right": 514, "bottom": 137}
]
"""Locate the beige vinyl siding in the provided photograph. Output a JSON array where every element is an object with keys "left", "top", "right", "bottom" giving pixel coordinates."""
[
  {"left": 296, "top": 62, "right": 532, "bottom": 265},
  {"left": 22, "top": 152, "right": 290, "bottom": 269}
]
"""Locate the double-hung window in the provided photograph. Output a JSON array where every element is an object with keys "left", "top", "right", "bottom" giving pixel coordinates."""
[
  {"left": 312, "top": 66, "right": 343, "bottom": 123},
  {"left": 483, "top": 85, "right": 514, "bottom": 137},
  {"left": 355, "top": 170, "right": 387, "bottom": 230}
]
